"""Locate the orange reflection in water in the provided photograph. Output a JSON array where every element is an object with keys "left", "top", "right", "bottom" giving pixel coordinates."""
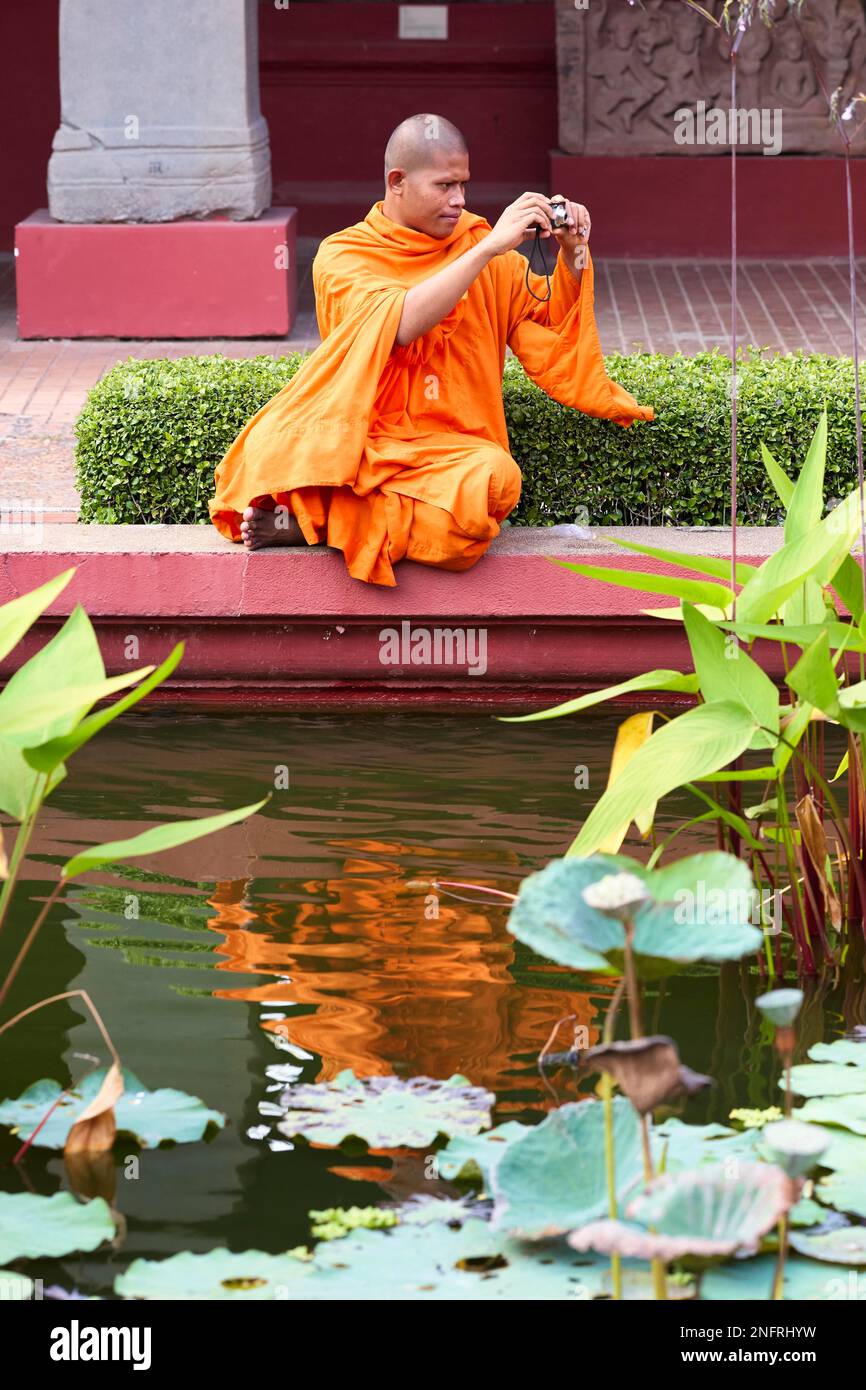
[{"left": 203, "top": 852, "right": 603, "bottom": 1102}]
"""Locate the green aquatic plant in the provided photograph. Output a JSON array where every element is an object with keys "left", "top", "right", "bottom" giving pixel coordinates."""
[
  {"left": 0, "top": 569, "right": 270, "bottom": 1275},
  {"left": 729, "top": 1105, "right": 785, "bottom": 1129},
  {"left": 276, "top": 1069, "right": 495, "bottom": 1149},
  {"left": 308, "top": 1206, "right": 399, "bottom": 1241},
  {"left": 0, "top": 1191, "right": 115, "bottom": 1264},
  {"left": 759, "top": 1119, "right": 830, "bottom": 1300},
  {"left": 757, "top": 986, "right": 804, "bottom": 1118},
  {"left": 504, "top": 411, "right": 866, "bottom": 976},
  {"left": 0, "top": 1066, "right": 225, "bottom": 1149}
]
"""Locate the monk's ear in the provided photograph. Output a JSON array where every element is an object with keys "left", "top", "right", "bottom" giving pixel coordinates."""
[{"left": 386, "top": 168, "right": 405, "bottom": 196}]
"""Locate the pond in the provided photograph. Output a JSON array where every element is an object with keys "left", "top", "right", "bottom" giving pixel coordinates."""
[{"left": 1, "top": 708, "right": 861, "bottom": 1297}]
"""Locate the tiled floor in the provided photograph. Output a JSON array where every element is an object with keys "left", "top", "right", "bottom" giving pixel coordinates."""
[{"left": 3, "top": 241, "right": 866, "bottom": 523}]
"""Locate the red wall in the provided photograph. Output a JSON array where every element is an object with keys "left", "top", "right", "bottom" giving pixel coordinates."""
[
  {"left": 0, "top": 0, "right": 60, "bottom": 251},
  {"left": 261, "top": 2, "right": 558, "bottom": 235}
]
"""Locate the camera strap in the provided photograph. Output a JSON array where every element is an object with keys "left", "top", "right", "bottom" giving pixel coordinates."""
[{"left": 525, "top": 224, "right": 553, "bottom": 303}]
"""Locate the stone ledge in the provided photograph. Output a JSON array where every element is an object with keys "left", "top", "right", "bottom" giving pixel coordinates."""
[{"left": 0, "top": 523, "right": 804, "bottom": 704}]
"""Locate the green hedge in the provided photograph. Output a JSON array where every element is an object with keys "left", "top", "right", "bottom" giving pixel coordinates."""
[{"left": 74, "top": 348, "right": 866, "bottom": 527}]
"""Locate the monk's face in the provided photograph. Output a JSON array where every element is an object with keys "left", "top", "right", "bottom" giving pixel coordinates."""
[{"left": 385, "top": 149, "right": 470, "bottom": 238}]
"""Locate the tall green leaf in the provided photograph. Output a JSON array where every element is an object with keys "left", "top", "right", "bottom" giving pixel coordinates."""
[
  {"left": 607, "top": 537, "right": 756, "bottom": 585},
  {"left": 760, "top": 442, "right": 794, "bottom": 509},
  {"left": 62, "top": 797, "right": 272, "bottom": 880},
  {"left": 499, "top": 670, "right": 699, "bottom": 724},
  {"left": 0, "top": 605, "right": 104, "bottom": 820},
  {"left": 569, "top": 702, "right": 759, "bottom": 857},
  {"left": 24, "top": 643, "right": 185, "bottom": 773},
  {"left": 2, "top": 670, "right": 155, "bottom": 737},
  {"left": 736, "top": 492, "right": 859, "bottom": 624},
  {"left": 773, "top": 701, "right": 814, "bottom": 774},
  {"left": 786, "top": 632, "right": 841, "bottom": 721},
  {"left": 718, "top": 619, "right": 865, "bottom": 653},
  {"left": 546, "top": 559, "right": 733, "bottom": 609},
  {"left": 785, "top": 411, "right": 827, "bottom": 544},
  {"left": 682, "top": 603, "right": 778, "bottom": 749},
  {"left": 831, "top": 554, "right": 866, "bottom": 625},
  {"left": 0, "top": 569, "right": 76, "bottom": 664}
]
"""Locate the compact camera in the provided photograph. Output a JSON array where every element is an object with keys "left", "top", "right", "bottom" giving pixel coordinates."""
[{"left": 549, "top": 197, "right": 569, "bottom": 229}]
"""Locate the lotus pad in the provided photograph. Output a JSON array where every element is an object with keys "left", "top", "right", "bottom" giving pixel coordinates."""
[
  {"left": 276, "top": 1070, "right": 494, "bottom": 1148},
  {"left": 0, "top": 1066, "right": 225, "bottom": 1148},
  {"left": 0, "top": 1192, "right": 114, "bottom": 1263}
]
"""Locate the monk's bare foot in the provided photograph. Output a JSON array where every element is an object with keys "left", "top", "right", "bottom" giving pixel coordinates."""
[{"left": 240, "top": 504, "right": 305, "bottom": 550}]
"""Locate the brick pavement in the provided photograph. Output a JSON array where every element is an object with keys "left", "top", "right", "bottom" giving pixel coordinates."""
[{"left": 3, "top": 240, "right": 866, "bottom": 523}]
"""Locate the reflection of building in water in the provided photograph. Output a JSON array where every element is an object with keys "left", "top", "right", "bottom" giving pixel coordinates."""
[{"left": 204, "top": 858, "right": 602, "bottom": 1107}]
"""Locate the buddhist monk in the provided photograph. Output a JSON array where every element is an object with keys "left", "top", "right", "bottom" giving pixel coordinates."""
[{"left": 208, "top": 113, "right": 654, "bottom": 587}]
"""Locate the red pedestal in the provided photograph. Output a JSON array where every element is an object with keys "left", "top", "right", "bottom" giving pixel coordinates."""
[
  {"left": 549, "top": 154, "right": 865, "bottom": 258},
  {"left": 14, "top": 207, "right": 297, "bottom": 339}
]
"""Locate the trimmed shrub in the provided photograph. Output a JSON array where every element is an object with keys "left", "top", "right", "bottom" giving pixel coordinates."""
[{"left": 75, "top": 348, "right": 865, "bottom": 527}]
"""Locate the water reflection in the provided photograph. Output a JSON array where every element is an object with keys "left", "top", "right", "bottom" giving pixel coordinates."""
[{"left": 2, "top": 708, "right": 864, "bottom": 1277}]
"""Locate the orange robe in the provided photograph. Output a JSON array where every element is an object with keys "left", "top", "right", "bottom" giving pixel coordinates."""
[{"left": 209, "top": 200, "right": 654, "bottom": 587}]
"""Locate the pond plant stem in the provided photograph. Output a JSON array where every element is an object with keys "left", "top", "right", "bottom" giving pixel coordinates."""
[
  {"left": 601, "top": 978, "right": 626, "bottom": 1300},
  {"left": 622, "top": 915, "right": 667, "bottom": 1301}
]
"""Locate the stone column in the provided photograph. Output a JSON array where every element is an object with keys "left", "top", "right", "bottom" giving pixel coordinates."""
[{"left": 47, "top": 0, "right": 271, "bottom": 222}]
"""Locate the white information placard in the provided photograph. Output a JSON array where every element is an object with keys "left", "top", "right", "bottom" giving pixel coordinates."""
[{"left": 399, "top": 6, "right": 449, "bottom": 41}]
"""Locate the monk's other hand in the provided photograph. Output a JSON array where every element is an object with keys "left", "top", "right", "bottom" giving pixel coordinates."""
[
  {"left": 550, "top": 197, "right": 591, "bottom": 260},
  {"left": 485, "top": 191, "right": 561, "bottom": 256}
]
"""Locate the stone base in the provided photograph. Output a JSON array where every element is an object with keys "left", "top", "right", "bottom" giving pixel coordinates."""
[
  {"left": 0, "top": 522, "right": 823, "bottom": 708},
  {"left": 549, "top": 154, "right": 866, "bottom": 258},
  {"left": 14, "top": 208, "right": 297, "bottom": 339}
]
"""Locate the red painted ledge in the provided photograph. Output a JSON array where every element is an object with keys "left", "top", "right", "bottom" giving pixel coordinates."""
[{"left": 0, "top": 522, "right": 812, "bottom": 709}]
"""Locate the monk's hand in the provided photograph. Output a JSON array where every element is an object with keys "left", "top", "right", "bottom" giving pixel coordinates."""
[
  {"left": 550, "top": 197, "right": 591, "bottom": 264},
  {"left": 485, "top": 191, "right": 561, "bottom": 256}
]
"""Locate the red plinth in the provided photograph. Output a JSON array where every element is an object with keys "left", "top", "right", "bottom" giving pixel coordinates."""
[
  {"left": 550, "top": 154, "right": 865, "bottom": 258},
  {"left": 14, "top": 208, "right": 297, "bottom": 339}
]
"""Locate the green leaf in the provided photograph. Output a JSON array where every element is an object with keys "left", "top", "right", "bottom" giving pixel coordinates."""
[
  {"left": 607, "top": 536, "right": 757, "bottom": 584},
  {"left": 816, "top": 1168, "right": 866, "bottom": 1219},
  {"left": 787, "top": 1064, "right": 866, "bottom": 1097},
  {"left": 505, "top": 855, "right": 625, "bottom": 972},
  {"left": 831, "top": 554, "right": 865, "bottom": 624},
  {"left": 436, "top": 1121, "right": 530, "bottom": 1183},
  {"left": 718, "top": 619, "right": 866, "bottom": 652},
  {"left": 760, "top": 441, "right": 795, "bottom": 509},
  {"left": 0, "top": 1067, "right": 226, "bottom": 1149},
  {"left": 789, "top": 1226, "right": 866, "bottom": 1265},
  {"left": 0, "top": 605, "right": 105, "bottom": 820},
  {"left": 785, "top": 410, "right": 827, "bottom": 544},
  {"left": 701, "top": 1253, "right": 861, "bottom": 1300},
  {"left": 786, "top": 631, "right": 841, "bottom": 720},
  {"left": 23, "top": 643, "right": 185, "bottom": 773},
  {"left": 0, "top": 569, "right": 76, "bottom": 664},
  {"left": 116, "top": 1247, "right": 312, "bottom": 1300},
  {"left": 808, "top": 1039, "right": 866, "bottom": 1067},
  {"left": 773, "top": 700, "right": 813, "bottom": 774},
  {"left": 506, "top": 852, "right": 763, "bottom": 972},
  {"left": 276, "top": 1071, "right": 494, "bottom": 1149},
  {"left": 0, "top": 1192, "right": 114, "bottom": 1263},
  {"left": 114, "top": 1219, "right": 635, "bottom": 1301},
  {"left": 682, "top": 602, "right": 779, "bottom": 749},
  {"left": 62, "top": 796, "right": 270, "bottom": 879},
  {"left": 655, "top": 1118, "right": 760, "bottom": 1172},
  {"left": 489, "top": 1098, "right": 644, "bottom": 1238},
  {"left": 499, "top": 670, "right": 700, "bottom": 724},
  {"left": 571, "top": 702, "right": 759, "bottom": 857},
  {"left": 546, "top": 558, "right": 733, "bottom": 609},
  {"left": 1, "top": 669, "right": 155, "bottom": 737},
  {"left": 568, "top": 1163, "right": 794, "bottom": 1261}
]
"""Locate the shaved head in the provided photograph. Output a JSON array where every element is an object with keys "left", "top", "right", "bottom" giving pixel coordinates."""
[{"left": 384, "top": 114, "right": 468, "bottom": 182}]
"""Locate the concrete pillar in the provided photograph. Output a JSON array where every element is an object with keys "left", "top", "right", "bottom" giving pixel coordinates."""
[{"left": 47, "top": 0, "right": 271, "bottom": 222}]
